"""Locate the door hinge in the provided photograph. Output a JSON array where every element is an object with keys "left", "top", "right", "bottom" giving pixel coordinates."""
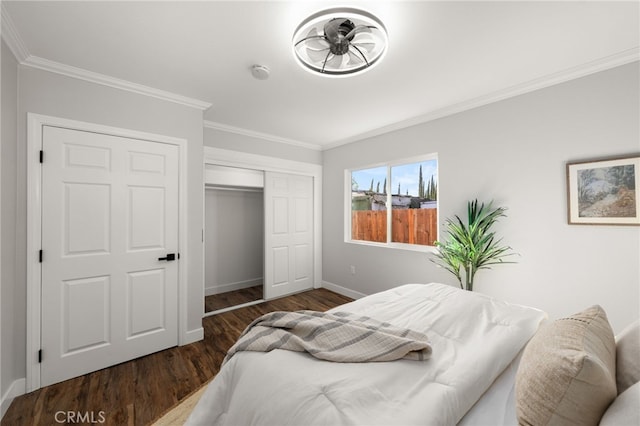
[
  {"left": 39, "top": 250, "right": 43, "bottom": 263},
  {"left": 39, "top": 150, "right": 44, "bottom": 163},
  {"left": 38, "top": 349, "right": 42, "bottom": 363}
]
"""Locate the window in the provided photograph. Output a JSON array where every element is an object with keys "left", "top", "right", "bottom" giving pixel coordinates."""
[{"left": 347, "top": 155, "right": 438, "bottom": 249}]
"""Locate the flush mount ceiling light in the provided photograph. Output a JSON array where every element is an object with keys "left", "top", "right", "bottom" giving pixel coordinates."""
[{"left": 292, "top": 8, "right": 388, "bottom": 77}]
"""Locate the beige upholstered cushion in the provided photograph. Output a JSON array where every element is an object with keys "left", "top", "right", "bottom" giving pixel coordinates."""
[
  {"left": 515, "top": 305, "right": 616, "bottom": 426},
  {"left": 615, "top": 319, "right": 640, "bottom": 395},
  {"left": 599, "top": 381, "right": 640, "bottom": 426}
]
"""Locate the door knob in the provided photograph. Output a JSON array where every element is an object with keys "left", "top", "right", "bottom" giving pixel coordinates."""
[{"left": 158, "top": 253, "right": 176, "bottom": 261}]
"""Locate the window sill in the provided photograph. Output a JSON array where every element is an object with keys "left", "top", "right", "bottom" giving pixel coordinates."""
[{"left": 345, "top": 239, "right": 437, "bottom": 254}]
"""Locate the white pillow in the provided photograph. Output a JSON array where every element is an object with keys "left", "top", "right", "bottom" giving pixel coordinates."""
[
  {"left": 615, "top": 319, "right": 640, "bottom": 394},
  {"left": 599, "top": 381, "right": 639, "bottom": 426}
]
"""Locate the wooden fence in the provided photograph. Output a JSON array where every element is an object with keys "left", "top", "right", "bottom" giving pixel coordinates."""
[{"left": 351, "top": 209, "right": 437, "bottom": 246}]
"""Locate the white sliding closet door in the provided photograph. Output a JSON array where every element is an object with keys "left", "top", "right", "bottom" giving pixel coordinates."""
[{"left": 264, "top": 172, "right": 313, "bottom": 299}]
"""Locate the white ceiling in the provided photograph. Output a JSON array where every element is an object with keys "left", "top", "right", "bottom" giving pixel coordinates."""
[{"left": 2, "top": 1, "right": 639, "bottom": 150}]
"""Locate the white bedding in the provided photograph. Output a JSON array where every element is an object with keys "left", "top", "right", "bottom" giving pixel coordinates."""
[
  {"left": 187, "top": 283, "right": 546, "bottom": 426},
  {"left": 459, "top": 347, "right": 525, "bottom": 425}
]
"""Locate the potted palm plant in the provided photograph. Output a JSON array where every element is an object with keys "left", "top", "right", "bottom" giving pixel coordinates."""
[{"left": 431, "top": 199, "right": 516, "bottom": 291}]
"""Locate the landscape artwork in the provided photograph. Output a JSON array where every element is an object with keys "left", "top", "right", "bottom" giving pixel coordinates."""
[{"left": 567, "top": 156, "right": 640, "bottom": 225}]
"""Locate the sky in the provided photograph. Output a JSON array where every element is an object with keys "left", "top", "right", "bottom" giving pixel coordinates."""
[{"left": 352, "top": 160, "right": 438, "bottom": 196}]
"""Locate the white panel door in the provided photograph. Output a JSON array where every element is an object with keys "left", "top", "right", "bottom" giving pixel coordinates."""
[
  {"left": 41, "top": 126, "right": 179, "bottom": 387},
  {"left": 264, "top": 172, "right": 313, "bottom": 299}
]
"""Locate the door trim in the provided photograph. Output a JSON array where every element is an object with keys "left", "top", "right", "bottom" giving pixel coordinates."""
[
  {"left": 203, "top": 147, "right": 323, "bottom": 297},
  {"left": 26, "top": 113, "right": 188, "bottom": 392}
]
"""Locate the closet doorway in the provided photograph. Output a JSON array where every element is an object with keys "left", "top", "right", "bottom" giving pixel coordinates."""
[
  {"left": 205, "top": 166, "right": 265, "bottom": 314},
  {"left": 202, "top": 146, "right": 323, "bottom": 316}
]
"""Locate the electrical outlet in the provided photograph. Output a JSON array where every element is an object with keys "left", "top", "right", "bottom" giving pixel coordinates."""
[{"left": 350, "top": 265, "right": 356, "bottom": 275}]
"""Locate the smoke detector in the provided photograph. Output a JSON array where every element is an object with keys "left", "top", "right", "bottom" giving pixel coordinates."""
[{"left": 251, "top": 64, "right": 270, "bottom": 80}]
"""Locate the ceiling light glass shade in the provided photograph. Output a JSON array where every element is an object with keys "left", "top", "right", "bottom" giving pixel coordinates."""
[{"left": 293, "top": 8, "right": 388, "bottom": 77}]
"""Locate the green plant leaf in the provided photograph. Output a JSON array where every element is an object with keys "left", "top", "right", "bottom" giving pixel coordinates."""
[{"left": 430, "top": 199, "right": 517, "bottom": 290}]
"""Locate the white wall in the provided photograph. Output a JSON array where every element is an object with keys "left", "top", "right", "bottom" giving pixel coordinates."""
[
  {"left": 10, "top": 66, "right": 205, "bottom": 387},
  {"left": 204, "top": 127, "right": 322, "bottom": 165},
  {"left": 205, "top": 188, "right": 264, "bottom": 295},
  {"left": 1, "top": 39, "right": 22, "bottom": 413},
  {"left": 322, "top": 62, "right": 640, "bottom": 333}
]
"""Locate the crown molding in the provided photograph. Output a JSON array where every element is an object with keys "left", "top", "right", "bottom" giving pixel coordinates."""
[
  {"left": 1, "top": 3, "right": 211, "bottom": 111},
  {"left": 22, "top": 56, "right": 212, "bottom": 110},
  {"left": 1, "top": 3, "right": 29, "bottom": 62},
  {"left": 204, "top": 120, "right": 322, "bottom": 151},
  {"left": 325, "top": 47, "right": 640, "bottom": 150}
]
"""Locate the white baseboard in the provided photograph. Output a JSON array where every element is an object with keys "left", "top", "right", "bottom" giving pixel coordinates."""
[
  {"left": 321, "top": 281, "right": 367, "bottom": 300},
  {"left": 1, "top": 378, "right": 26, "bottom": 419},
  {"left": 181, "top": 327, "right": 204, "bottom": 346},
  {"left": 205, "top": 278, "right": 263, "bottom": 296}
]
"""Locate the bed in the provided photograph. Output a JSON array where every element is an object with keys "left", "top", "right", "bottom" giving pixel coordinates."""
[{"left": 187, "top": 283, "right": 640, "bottom": 426}]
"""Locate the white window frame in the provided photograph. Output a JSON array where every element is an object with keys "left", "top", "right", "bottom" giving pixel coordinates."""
[{"left": 344, "top": 153, "right": 439, "bottom": 253}]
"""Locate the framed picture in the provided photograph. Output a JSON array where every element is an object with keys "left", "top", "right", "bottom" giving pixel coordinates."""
[{"left": 566, "top": 155, "right": 640, "bottom": 225}]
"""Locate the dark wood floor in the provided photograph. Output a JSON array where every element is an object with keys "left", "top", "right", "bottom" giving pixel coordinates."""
[
  {"left": 2, "top": 288, "right": 352, "bottom": 426},
  {"left": 205, "top": 285, "right": 263, "bottom": 312}
]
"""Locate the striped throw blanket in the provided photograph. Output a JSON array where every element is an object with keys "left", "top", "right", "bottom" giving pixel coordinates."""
[{"left": 223, "top": 310, "right": 432, "bottom": 365}]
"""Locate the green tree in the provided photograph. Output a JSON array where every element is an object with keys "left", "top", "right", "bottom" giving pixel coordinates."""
[{"left": 428, "top": 175, "right": 437, "bottom": 200}]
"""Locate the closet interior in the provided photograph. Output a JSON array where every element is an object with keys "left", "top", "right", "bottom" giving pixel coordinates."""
[{"left": 204, "top": 165, "right": 265, "bottom": 314}]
